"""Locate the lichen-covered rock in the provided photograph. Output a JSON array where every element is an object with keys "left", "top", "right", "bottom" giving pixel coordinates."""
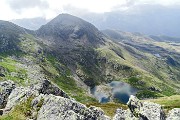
[
  {"left": 127, "top": 95, "right": 165, "bottom": 120},
  {"left": 36, "top": 94, "right": 110, "bottom": 120},
  {"left": 0, "top": 80, "right": 16, "bottom": 109},
  {"left": 113, "top": 108, "right": 137, "bottom": 120},
  {"left": 4, "top": 80, "right": 70, "bottom": 113},
  {"left": 113, "top": 95, "right": 167, "bottom": 120},
  {"left": 139, "top": 102, "right": 165, "bottom": 120},
  {"left": 166, "top": 108, "right": 180, "bottom": 120},
  {"left": 4, "top": 87, "right": 39, "bottom": 113},
  {"left": 2, "top": 80, "right": 110, "bottom": 120}
]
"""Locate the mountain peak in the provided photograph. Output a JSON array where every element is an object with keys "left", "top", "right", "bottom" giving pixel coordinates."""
[
  {"left": 50, "top": 13, "right": 89, "bottom": 26},
  {"left": 37, "top": 14, "right": 104, "bottom": 46}
]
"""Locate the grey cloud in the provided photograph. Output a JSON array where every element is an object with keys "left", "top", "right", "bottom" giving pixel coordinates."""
[
  {"left": 63, "top": 5, "right": 90, "bottom": 16},
  {"left": 110, "top": 0, "right": 137, "bottom": 11},
  {"left": 6, "top": 0, "right": 49, "bottom": 13},
  {"left": 126, "top": 0, "right": 136, "bottom": 6}
]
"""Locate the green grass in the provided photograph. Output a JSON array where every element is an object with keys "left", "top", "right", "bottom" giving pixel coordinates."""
[
  {"left": 52, "top": 75, "right": 97, "bottom": 103},
  {"left": 43, "top": 53, "right": 97, "bottom": 103},
  {"left": 136, "top": 90, "right": 164, "bottom": 99},
  {"left": 0, "top": 96, "right": 34, "bottom": 120},
  {"left": 19, "top": 34, "right": 40, "bottom": 53},
  {"left": 85, "top": 102, "right": 128, "bottom": 118},
  {"left": 143, "top": 95, "right": 180, "bottom": 113},
  {"left": 0, "top": 56, "right": 28, "bottom": 85},
  {"left": 0, "top": 57, "right": 17, "bottom": 72}
]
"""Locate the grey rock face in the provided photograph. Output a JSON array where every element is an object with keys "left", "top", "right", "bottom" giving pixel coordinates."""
[
  {"left": 4, "top": 80, "right": 70, "bottom": 113},
  {"left": 2, "top": 80, "right": 109, "bottom": 120},
  {"left": 113, "top": 108, "right": 137, "bottom": 120},
  {"left": 37, "top": 94, "right": 110, "bottom": 120},
  {"left": 127, "top": 95, "right": 165, "bottom": 120},
  {"left": 0, "top": 80, "right": 16, "bottom": 109},
  {"left": 0, "top": 66, "right": 6, "bottom": 77},
  {"left": 166, "top": 108, "right": 180, "bottom": 120},
  {"left": 33, "top": 80, "right": 70, "bottom": 99},
  {"left": 4, "top": 86, "right": 39, "bottom": 113},
  {"left": 113, "top": 95, "right": 167, "bottom": 120}
]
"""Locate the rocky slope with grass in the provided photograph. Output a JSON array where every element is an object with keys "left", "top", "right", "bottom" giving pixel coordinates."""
[
  {"left": 0, "top": 80, "right": 110, "bottom": 120},
  {"left": 0, "top": 13, "right": 180, "bottom": 119},
  {"left": 0, "top": 80, "right": 180, "bottom": 120}
]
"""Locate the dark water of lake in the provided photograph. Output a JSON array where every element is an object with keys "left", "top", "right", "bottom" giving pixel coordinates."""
[{"left": 91, "top": 81, "right": 138, "bottom": 104}]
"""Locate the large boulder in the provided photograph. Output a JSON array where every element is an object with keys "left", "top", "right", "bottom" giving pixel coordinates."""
[
  {"left": 113, "top": 95, "right": 166, "bottom": 120},
  {"left": 2, "top": 80, "right": 110, "bottom": 120},
  {"left": 4, "top": 80, "right": 70, "bottom": 113},
  {"left": 127, "top": 95, "right": 165, "bottom": 120},
  {"left": 4, "top": 86, "right": 39, "bottom": 113},
  {"left": 166, "top": 108, "right": 180, "bottom": 120},
  {"left": 0, "top": 81, "right": 16, "bottom": 109},
  {"left": 36, "top": 94, "right": 110, "bottom": 120}
]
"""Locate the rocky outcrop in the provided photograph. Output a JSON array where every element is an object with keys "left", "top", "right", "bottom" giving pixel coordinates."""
[
  {"left": 113, "top": 95, "right": 180, "bottom": 120},
  {"left": 1, "top": 80, "right": 110, "bottom": 120},
  {"left": 4, "top": 80, "right": 70, "bottom": 113},
  {"left": 1, "top": 80, "right": 180, "bottom": 120},
  {"left": 0, "top": 81, "right": 16, "bottom": 109},
  {"left": 33, "top": 80, "right": 70, "bottom": 99},
  {"left": 4, "top": 86, "right": 39, "bottom": 113},
  {"left": 166, "top": 108, "right": 180, "bottom": 120},
  {"left": 35, "top": 94, "right": 110, "bottom": 120},
  {"left": 113, "top": 95, "right": 167, "bottom": 120},
  {"left": 127, "top": 95, "right": 165, "bottom": 120}
]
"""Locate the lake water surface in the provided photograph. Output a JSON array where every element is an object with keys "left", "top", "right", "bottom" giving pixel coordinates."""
[{"left": 91, "top": 81, "right": 137, "bottom": 104}]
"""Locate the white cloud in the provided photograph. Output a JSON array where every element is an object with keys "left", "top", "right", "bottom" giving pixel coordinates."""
[{"left": 0, "top": 0, "right": 180, "bottom": 20}]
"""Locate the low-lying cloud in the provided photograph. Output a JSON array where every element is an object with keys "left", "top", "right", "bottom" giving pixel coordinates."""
[{"left": 6, "top": 0, "right": 49, "bottom": 13}]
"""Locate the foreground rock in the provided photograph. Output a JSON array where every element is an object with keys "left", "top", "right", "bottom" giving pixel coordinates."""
[
  {"left": 1, "top": 80, "right": 110, "bottom": 120},
  {"left": 166, "top": 108, "right": 180, "bottom": 120},
  {"left": 1, "top": 80, "right": 180, "bottom": 120},
  {"left": 127, "top": 95, "right": 165, "bottom": 120},
  {"left": 35, "top": 94, "right": 110, "bottom": 120},
  {"left": 33, "top": 80, "right": 70, "bottom": 99},
  {"left": 113, "top": 108, "right": 137, "bottom": 120},
  {"left": 0, "top": 81, "right": 16, "bottom": 109},
  {"left": 113, "top": 95, "right": 167, "bottom": 120}
]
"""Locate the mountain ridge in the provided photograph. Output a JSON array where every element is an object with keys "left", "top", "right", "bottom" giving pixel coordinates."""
[{"left": 0, "top": 13, "right": 180, "bottom": 106}]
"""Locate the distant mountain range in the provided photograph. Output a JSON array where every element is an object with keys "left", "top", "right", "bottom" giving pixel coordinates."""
[
  {"left": 11, "top": 17, "right": 48, "bottom": 30},
  {"left": 11, "top": 4, "right": 180, "bottom": 38}
]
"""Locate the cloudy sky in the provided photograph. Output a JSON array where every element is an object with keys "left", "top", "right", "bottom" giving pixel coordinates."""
[{"left": 0, "top": 0, "right": 180, "bottom": 20}]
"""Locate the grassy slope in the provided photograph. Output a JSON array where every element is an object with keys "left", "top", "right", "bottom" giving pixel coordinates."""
[
  {"left": 0, "top": 55, "right": 28, "bottom": 86},
  {"left": 143, "top": 95, "right": 180, "bottom": 113},
  {"left": 96, "top": 39, "right": 179, "bottom": 98},
  {"left": 1, "top": 31, "right": 180, "bottom": 119},
  {"left": 86, "top": 102, "right": 128, "bottom": 118},
  {"left": 1, "top": 32, "right": 180, "bottom": 100}
]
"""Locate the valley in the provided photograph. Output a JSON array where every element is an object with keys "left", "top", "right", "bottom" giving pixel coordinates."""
[{"left": 0, "top": 14, "right": 180, "bottom": 119}]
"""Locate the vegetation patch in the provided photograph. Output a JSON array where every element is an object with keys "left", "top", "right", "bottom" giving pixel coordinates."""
[
  {"left": 86, "top": 102, "right": 128, "bottom": 118},
  {"left": 0, "top": 96, "right": 34, "bottom": 120},
  {"left": 136, "top": 90, "right": 163, "bottom": 99},
  {"left": 143, "top": 95, "right": 180, "bottom": 113},
  {"left": 52, "top": 75, "right": 97, "bottom": 103},
  {"left": 0, "top": 56, "right": 28, "bottom": 85}
]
